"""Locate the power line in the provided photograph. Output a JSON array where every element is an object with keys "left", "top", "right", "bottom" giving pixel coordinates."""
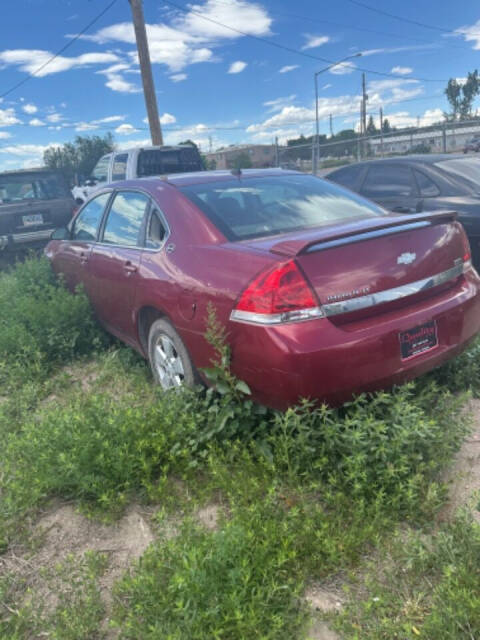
[
  {"left": 344, "top": 0, "right": 478, "bottom": 37},
  {"left": 209, "top": 0, "right": 472, "bottom": 51},
  {"left": 161, "top": 0, "right": 447, "bottom": 83},
  {"left": 0, "top": 0, "right": 119, "bottom": 100}
]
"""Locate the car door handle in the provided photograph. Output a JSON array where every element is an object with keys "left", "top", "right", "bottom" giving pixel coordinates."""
[
  {"left": 391, "top": 206, "right": 413, "bottom": 214},
  {"left": 123, "top": 261, "right": 137, "bottom": 275},
  {"left": 80, "top": 251, "right": 89, "bottom": 264}
]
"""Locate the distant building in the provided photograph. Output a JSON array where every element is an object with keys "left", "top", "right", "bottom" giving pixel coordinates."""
[
  {"left": 369, "top": 123, "right": 480, "bottom": 155},
  {"left": 206, "top": 144, "right": 276, "bottom": 169}
]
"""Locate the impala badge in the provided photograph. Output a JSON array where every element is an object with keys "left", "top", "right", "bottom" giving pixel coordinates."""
[{"left": 397, "top": 252, "right": 416, "bottom": 265}]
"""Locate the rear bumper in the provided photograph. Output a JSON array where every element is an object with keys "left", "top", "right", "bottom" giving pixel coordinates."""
[
  {"left": 0, "top": 228, "right": 53, "bottom": 251},
  {"left": 229, "top": 268, "right": 480, "bottom": 409}
]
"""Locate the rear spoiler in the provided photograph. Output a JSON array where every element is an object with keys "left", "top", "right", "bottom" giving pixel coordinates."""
[{"left": 270, "top": 210, "right": 458, "bottom": 257}]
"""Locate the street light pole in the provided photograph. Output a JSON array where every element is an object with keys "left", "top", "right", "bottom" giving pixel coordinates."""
[{"left": 313, "top": 52, "right": 362, "bottom": 174}]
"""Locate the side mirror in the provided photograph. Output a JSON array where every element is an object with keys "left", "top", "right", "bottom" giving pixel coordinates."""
[
  {"left": 85, "top": 178, "right": 97, "bottom": 186},
  {"left": 50, "top": 227, "right": 70, "bottom": 240}
]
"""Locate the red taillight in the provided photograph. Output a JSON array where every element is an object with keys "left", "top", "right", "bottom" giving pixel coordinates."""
[
  {"left": 232, "top": 260, "right": 324, "bottom": 324},
  {"left": 461, "top": 230, "right": 471, "bottom": 263}
]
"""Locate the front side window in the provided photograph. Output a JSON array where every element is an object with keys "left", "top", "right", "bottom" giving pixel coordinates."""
[
  {"left": 361, "top": 165, "right": 414, "bottom": 199},
  {"left": 112, "top": 153, "right": 128, "bottom": 181},
  {"left": 72, "top": 193, "right": 110, "bottom": 241},
  {"left": 180, "top": 174, "right": 386, "bottom": 241},
  {"left": 92, "top": 155, "right": 111, "bottom": 182},
  {"left": 102, "top": 191, "right": 150, "bottom": 246}
]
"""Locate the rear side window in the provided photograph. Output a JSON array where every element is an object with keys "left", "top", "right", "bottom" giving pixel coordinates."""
[
  {"left": 102, "top": 191, "right": 150, "bottom": 246},
  {"left": 112, "top": 153, "right": 128, "bottom": 181},
  {"left": 180, "top": 174, "right": 386, "bottom": 241},
  {"left": 329, "top": 165, "right": 364, "bottom": 190},
  {"left": 72, "top": 193, "right": 110, "bottom": 241},
  {"left": 361, "top": 165, "right": 414, "bottom": 198},
  {"left": 0, "top": 172, "right": 69, "bottom": 203},
  {"left": 137, "top": 148, "right": 202, "bottom": 176},
  {"left": 414, "top": 170, "right": 440, "bottom": 197}
]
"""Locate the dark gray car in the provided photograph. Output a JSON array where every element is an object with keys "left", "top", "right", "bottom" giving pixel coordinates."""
[
  {"left": 0, "top": 168, "right": 75, "bottom": 253},
  {"left": 327, "top": 154, "right": 480, "bottom": 267}
]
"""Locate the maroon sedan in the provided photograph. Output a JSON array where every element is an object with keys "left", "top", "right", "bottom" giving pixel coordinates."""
[{"left": 45, "top": 169, "right": 480, "bottom": 409}]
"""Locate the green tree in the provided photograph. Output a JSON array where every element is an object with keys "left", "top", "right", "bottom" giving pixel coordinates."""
[
  {"left": 231, "top": 152, "right": 252, "bottom": 170},
  {"left": 382, "top": 118, "right": 392, "bottom": 133},
  {"left": 43, "top": 133, "right": 115, "bottom": 185},
  {"left": 366, "top": 115, "right": 377, "bottom": 135},
  {"left": 445, "top": 71, "right": 479, "bottom": 120}
]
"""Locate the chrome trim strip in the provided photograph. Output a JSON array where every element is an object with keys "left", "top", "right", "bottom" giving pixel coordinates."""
[
  {"left": 304, "top": 221, "right": 431, "bottom": 254},
  {"left": 230, "top": 307, "right": 325, "bottom": 325},
  {"left": 322, "top": 263, "right": 464, "bottom": 317},
  {"left": 0, "top": 229, "right": 54, "bottom": 247}
]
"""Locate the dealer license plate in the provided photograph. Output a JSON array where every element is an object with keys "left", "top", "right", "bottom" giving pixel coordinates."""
[
  {"left": 22, "top": 213, "right": 43, "bottom": 226},
  {"left": 400, "top": 320, "right": 438, "bottom": 360}
]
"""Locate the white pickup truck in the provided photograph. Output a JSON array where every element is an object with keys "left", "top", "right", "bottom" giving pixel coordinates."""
[{"left": 72, "top": 144, "right": 203, "bottom": 204}]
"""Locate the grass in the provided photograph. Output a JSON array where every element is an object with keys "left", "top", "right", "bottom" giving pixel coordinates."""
[{"left": 0, "top": 256, "right": 479, "bottom": 638}]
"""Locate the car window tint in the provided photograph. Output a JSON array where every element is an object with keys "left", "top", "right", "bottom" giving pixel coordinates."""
[
  {"left": 329, "top": 165, "right": 364, "bottom": 189},
  {"left": 146, "top": 209, "right": 167, "bottom": 249},
  {"left": 361, "top": 165, "right": 414, "bottom": 199},
  {"left": 72, "top": 193, "right": 110, "bottom": 241},
  {"left": 102, "top": 191, "right": 149, "bottom": 246},
  {"left": 112, "top": 153, "right": 128, "bottom": 181},
  {"left": 92, "top": 155, "right": 111, "bottom": 182},
  {"left": 180, "top": 175, "right": 386, "bottom": 241},
  {"left": 414, "top": 170, "right": 440, "bottom": 197}
]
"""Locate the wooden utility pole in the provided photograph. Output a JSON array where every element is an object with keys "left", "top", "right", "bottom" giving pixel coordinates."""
[
  {"left": 129, "top": 0, "right": 163, "bottom": 145},
  {"left": 379, "top": 106, "right": 384, "bottom": 157},
  {"left": 361, "top": 73, "right": 368, "bottom": 158},
  {"left": 329, "top": 113, "right": 333, "bottom": 137}
]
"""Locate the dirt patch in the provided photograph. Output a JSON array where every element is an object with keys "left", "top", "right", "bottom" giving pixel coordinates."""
[
  {"left": 195, "top": 504, "right": 221, "bottom": 531},
  {"left": 0, "top": 501, "right": 155, "bottom": 632},
  {"left": 304, "top": 581, "right": 343, "bottom": 640},
  {"left": 439, "top": 398, "right": 480, "bottom": 522}
]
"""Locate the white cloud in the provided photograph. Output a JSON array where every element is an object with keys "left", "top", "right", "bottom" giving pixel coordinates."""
[
  {"left": 361, "top": 44, "right": 438, "bottom": 57},
  {"left": 22, "top": 103, "right": 37, "bottom": 114},
  {"left": 75, "top": 122, "right": 99, "bottom": 132},
  {"left": 76, "top": 1, "right": 272, "bottom": 74},
  {"left": 115, "top": 123, "right": 138, "bottom": 135},
  {"left": 391, "top": 66, "right": 413, "bottom": 75},
  {"left": 0, "top": 108, "right": 21, "bottom": 127},
  {"left": 330, "top": 61, "right": 356, "bottom": 75},
  {"left": 454, "top": 20, "right": 480, "bottom": 49},
  {"left": 94, "top": 115, "right": 126, "bottom": 124},
  {"left": 0, "top": 143, "right": 50, "bottom": 157},
  {"left": 0, "top": 50, "right": 119, "bottom": 77},
  {"left": 279, "top": 65, "right": 299, "bottom": 73},
  {"left": 263, "top": 95, "right": 296, "bottom": 112},
  {"left": 46, "top": 113, "right": 63, "bottom": 123},
  {"left": 0, "top": 131, "right": 12, "bottom": 139},
  {"left": 228, "top": 60, "right": 247, "bottom": 74},
  {"left": 302, "top": 34, "right": 329, "bottom": 50},
  {"left": 96, "top": 65, "right": 141, "bottom": 93},
  {"left": 170, "top": 73, "right": 187, "bottom": 82},
  {"left": 322, "top": 83, "right": 332, "bottom": 90},
  {"left": 160, "top": 112, "right": 176, "bottom": 125},
  {"left": 29, "top": 118, "right": 45, "bottom": 127},
  {"left": 374, "top": 108, "right": 444, "bottom": 129}
]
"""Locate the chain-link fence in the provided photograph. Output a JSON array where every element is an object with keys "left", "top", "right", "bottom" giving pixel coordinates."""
[{"left": 276, "top": 117, "right": 480, "bottom": 174}]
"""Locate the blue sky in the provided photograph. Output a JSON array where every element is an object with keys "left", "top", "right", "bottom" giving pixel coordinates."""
[{"left": 0, "top": 0, "right": 480, "bottom": 170}]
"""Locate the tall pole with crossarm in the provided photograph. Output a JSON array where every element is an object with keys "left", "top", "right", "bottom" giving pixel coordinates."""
[{"left": 129, "top": 0, "right": 163, "bottom": 145}]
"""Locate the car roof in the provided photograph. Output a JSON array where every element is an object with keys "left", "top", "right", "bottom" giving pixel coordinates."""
[
  {"left": 329, "top": 154, "right": 469, "bottom": 171},
  {"left": 129, "top": 167, "right": 302, "bottom": 188},
  {"left": 0, "top": 166, "right": 60, "bottom": 177}
]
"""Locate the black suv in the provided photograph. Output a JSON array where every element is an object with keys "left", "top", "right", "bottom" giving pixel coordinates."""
[{"left": 0, "top": 168, "right": 75, "bottom": 253}]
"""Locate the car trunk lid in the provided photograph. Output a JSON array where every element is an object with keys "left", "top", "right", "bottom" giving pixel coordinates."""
[{"left": 243, "top": 210, "right": 468, "bottom": 319}]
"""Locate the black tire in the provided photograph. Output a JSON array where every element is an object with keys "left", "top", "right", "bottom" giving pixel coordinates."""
[{"left": 147, "top": 318, "right": 196, "bottom": 390}]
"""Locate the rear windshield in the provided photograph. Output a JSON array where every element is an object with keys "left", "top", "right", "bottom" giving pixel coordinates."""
[
  {"left": 137, "top": 148, "right": 202, "bottom": 177},
  {"left": 179, "top": 174, "right": 386, "bottom": 240},
  {"left": 0, "top": 172, "right": 69, "bottom": 203},
  {"left": 435, "top": 158, "right": 480, "bottom": 188}
]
